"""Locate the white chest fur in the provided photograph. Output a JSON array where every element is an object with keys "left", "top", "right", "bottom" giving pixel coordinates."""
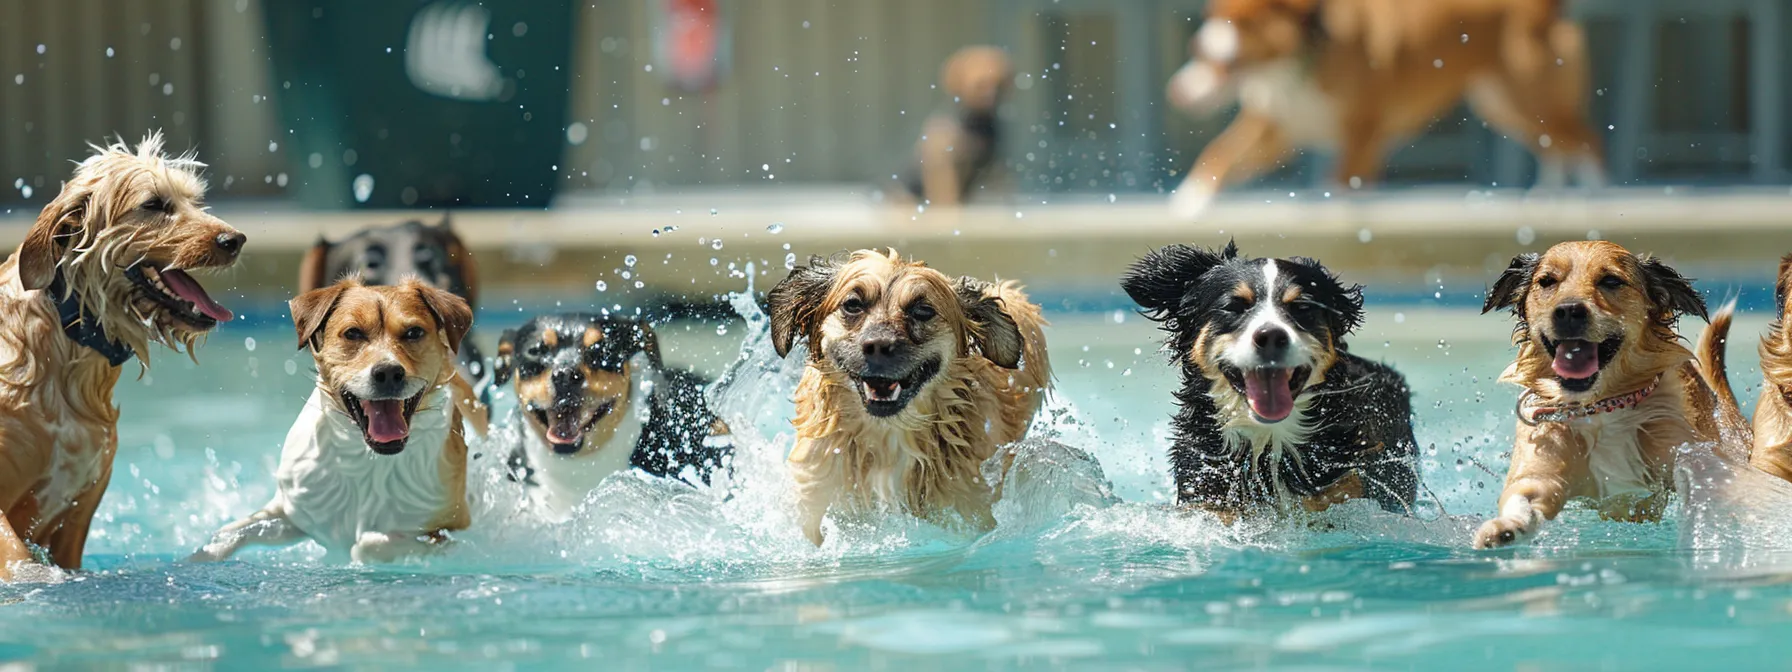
[
  {"left": 521, "top": 362, "right": 655, "bottom": 520},
  {"left": 1237, "top": 59, "right": 1339, "bottom": 148},
  {"left": 275, "top": 388, "right": 455, "bottom": 555},
  {"left": 1568, "top": 393, "right": 1684, "bottom": 499}
]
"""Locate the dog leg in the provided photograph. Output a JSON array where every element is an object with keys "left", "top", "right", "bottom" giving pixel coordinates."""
[
  {"left": 1598, "top": 490, "right": 1668, "bottom": 523},
  {"left": 1172, "top": 112, "right": 1288, "bottom": 220},
  {"left": 0, "top": 514, "right": 32, "bottom": 582},
  {"left": 45, "top": 469, "right": 113, "bottom": 570},
  {"left": 918, "top": 117, "right": 966, "bottom": 207},
  {"left": 350, "top": 530, "right": 450, "bottom": 564},
  {"left": 1474, "top": 475, "right": 1569, "bottom": 548},
  {"left": 188, "top": 507, "right": 303, "bottom": 562}
]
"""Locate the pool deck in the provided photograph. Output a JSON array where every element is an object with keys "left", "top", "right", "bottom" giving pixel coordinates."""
[{"left": 3, "top": 186, "right": 1789, "bottom": 301}]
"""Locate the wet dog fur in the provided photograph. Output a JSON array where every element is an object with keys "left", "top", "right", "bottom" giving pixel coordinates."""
[
  {"left": 1122, "top": 241, "right": 1418, "bottom": 517},
  {"left": 0, "top": 134, "right": 245, "bottom": 580},
  {"left": 493, "top": 313, "right": 732, "bottom": 519},
  {"left": 768, "top": 249, "right": 1051, "bottom": 545},
  {"left": 1746, "top": 256, "right": 1792, "bottom": 482},
  {"left": 1476, "top": 241, "right": 1741, "bottom": 548},
  {"left": 190, "top": 279, "right": 482, "bottom": 564}
]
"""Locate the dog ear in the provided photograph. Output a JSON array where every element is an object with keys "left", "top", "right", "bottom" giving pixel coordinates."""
[
  {"left": 766, "top": 255, "right": 840, "bottom": 358},
  {"left": 18, "top": 184, "right": 90, "bottom": 291},
  {"left": 955, "top": 277, "right": 1025, "bottom": 369},
  {"left": 1483, "top": 253, "right": 1539, "bottom": 315},
  {"left": 1290, "top": 256, "right": 1365, "bottom": 336},
  {"left": 493, "top": 328, "right": 518, "bottom": 386},
  {"left": 1638, "top": 255, "right": 1707, "bottom": 322},
  {"left": 413, "top": 281, "right": 474, "bottom": 354},
  {"left": 436, "top": 214, "right": 479, "bottom": 310},
  {"left": 1776, "top": 253, "right": 1792, "bottom": 316},
  {"left": 1120, "top": 241, "right": 1237, "bottom": 321},
  {"left": 290, "top": 283, "right": 349, "bottom": 351},
  {"left": 298, "top": 236, "right": 332, "bottom": 293}
]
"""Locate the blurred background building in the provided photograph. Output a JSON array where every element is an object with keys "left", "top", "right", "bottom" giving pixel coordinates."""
[{"left": 1, "top": 0, "right": 1786, "bottom": 211}]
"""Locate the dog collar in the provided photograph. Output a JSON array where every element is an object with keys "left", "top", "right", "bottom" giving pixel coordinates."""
[
  {"left": 1516, "top": 374, "right": 1661, "bottom": 426},
  {"left": 47, "top": 271, "right": 134, "bottom": 367}
]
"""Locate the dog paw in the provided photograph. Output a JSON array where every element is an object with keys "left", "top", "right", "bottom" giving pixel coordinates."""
[
  {"left": 1168, "top": 184, "right": 1216, "bottom": 220},
  {"left": 1473, "top": 517, "right": 1533, "bottom": 549}
]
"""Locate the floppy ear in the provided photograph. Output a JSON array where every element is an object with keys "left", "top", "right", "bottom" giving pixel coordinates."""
[
  {"left": 493, "top": 328, "right": 518, "bottom": 386},
  {"left": 955, "top": 277, "right": 1024, "bottom": 369},
  {"left": 1776, "top": 253, "right": 1792, "bottom": 316},
  {"left": 291, "top": 283, "right": 350, "bottom": 351},
  {"left": 18, "top": 184, "right": 89, "bottom": 291},
  {"left": 1637, "top": 255, "right": 1707, "bottom": 322},
  {"left": 1120, "top": 240, "right": 1238, "bottom": 321},
  {"left": 436, "top": 213, "right": 479, "bottom": 310},
  {"left": 1482, "top": 253, "right": 1539, "bottom": 315},
  {"left": 414, "top": 281, "right": 474, "bottom": 353},
  {"left": 297, "top": 236, "right": 332, "bottom": 293},
  {"left": 766, "top": 255, "right": 840, "bottom": 358}
]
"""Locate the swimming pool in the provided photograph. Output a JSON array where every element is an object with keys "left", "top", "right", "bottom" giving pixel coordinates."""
[{"left": 1, "top": 286, "right": 1787, "bottom": 669}]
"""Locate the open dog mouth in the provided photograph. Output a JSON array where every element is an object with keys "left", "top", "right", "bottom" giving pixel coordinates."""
[
  {"left": 125, "top": 265, "right": 234, "bottom": 329},
  {"left": 1222, "top": 365, "right": 1313, "bottom": 424},
  {"left": 849, "top": 358, "right": 942, "bottom": 418},
  {"left": 1541, "top": 335, "right": 1622, "bottom": 393},
  {"left": 341, "top": 389, "right": 424, "bottom": 455},
  {"left": 530, "top": 400, "right": 615, "bottom": 455}
]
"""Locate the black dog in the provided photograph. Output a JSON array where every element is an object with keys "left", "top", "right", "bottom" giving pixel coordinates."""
[
  {"left": 494, "top": 313, "right": 732, "bottom": 517},
  {"left": 1121, "top": 241, "right": 1418, "bottom": 516},
  {"left": 300, "top": 215, "right": 487, "bottom": 393}
]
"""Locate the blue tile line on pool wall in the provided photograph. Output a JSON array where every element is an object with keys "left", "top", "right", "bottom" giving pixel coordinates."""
[{"left": 202, "top": 275, "right": 1782, "bottom": 330}]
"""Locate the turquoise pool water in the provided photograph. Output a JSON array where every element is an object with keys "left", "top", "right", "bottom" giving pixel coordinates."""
[{"left": 2, "top": 294, "right": 1790, "bottom": 669}]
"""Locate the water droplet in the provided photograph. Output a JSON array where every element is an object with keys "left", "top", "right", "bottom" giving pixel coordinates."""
[
  {"left": 284, "top": 359, "right": 298, "bottom": 376},
  {"left": 1516, "top": 225, "right": 1536, "bottom": 245},
  {"left": 766, "top": 222, "right": 785, "bottom": 234},
  {"left": 1394, "top": 312, "right": 1406, "bottom": 324},
  {"left": 711, "top": 239, "right": 724, "bottom": 250},
  {"left": 352, "top": 174, "right": 374, "bottom": 203},
  {"left": 624, "top": 254, "right": 638, "bottom": 267},
  {"left": 651, "top": 229, "right": 661, "bottom": 237},
  {"left": 244, "top": 337, "right": 257, "bottom": 351},
  {"left": 595, "top": 280, "right": 608, "bottom": 292},
  {"left": 709, "top": 208, "right": 719, "bottom": 215},
  {"left": 785, "top": 253, "right": 797, "bottom": 269},
  {"left": 19, "top": 185, "right": 31, "bottom": 199}
]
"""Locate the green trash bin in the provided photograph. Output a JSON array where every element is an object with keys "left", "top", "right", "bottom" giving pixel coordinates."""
[{"left": 262, "top": 0, "right": 576, "bottom": 209}]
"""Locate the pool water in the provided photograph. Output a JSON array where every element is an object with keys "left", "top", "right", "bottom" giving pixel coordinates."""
[{"left": 2, "top": 295, "right": 1790, "bottom": 670}]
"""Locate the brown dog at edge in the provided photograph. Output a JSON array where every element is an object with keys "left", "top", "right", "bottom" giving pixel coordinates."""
[
  {"left": 0, "top": 134, "right": 245, "bottom": 580},
  {"left": 768, "top": 249, "right": 1051, "bottom": 545},
  {"left": 1476, "top": 241, "right": 1743, "bottom": 549}
]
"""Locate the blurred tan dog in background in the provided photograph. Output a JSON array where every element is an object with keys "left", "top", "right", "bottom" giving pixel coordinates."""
[{"left": 893, "top": 46, "right": 1014, "bottom": 207}]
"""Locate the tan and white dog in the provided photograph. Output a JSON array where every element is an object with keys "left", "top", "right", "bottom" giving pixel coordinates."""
[
  {"left": 0, "top": 134, "right": 245, "bottom": 581},
  {"left": 191, "top": 279, "right": 484, "bottom": 563},
  {"left": 1476, "top": 241, "right": 1742, "bottom": 548},
  {"left": 767, "top": 249, "right": 1051, "bottom": 545}
]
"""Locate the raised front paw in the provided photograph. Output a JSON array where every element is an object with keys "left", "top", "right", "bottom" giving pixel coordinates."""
[{"left": 1473, "top": 517, "right": 1533, "bottom": 549}]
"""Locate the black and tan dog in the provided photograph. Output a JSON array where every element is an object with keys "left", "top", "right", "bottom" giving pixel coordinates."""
[
  {"left": 1477, "top": 241, "right": 1742, "bottom": 548},
  {"left": 300, "top": 215, "right": 488, "bottom": 396},
  {"left": 493, "top": 314, "right": 731, "bottom": 519},
  {"left": 1122, "top": 241, "right": 1418, "bottom": 517},
  {"left": 768, "top": 249, "right": 1052, "bottom": 545}
]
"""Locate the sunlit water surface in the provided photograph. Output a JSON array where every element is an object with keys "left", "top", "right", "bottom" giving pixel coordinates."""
[{"left": 3, "top": 297, "right": 1791, "bottom": 670}]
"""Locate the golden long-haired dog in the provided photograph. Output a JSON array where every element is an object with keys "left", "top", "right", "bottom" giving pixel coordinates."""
[
  {"left": 0, "top": 134, "right": 245, "bottom": 579},
  {"left": 767, "top": 249, "right": 1051, "bottom": 545},
  {"left": 1166, "top": 0, "right": 1602, "bottom": 218},
  {"left": 1747, "top": 257, "right": 1792, "bottom": 481},
  {"left": 1476, "top": 241, "right": 1740, "bottom": 548}
]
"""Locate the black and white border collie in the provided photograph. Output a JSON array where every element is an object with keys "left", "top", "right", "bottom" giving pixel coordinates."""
[
  {"left": 493, "top": 314, "right": 732, "bottom": 519},
  {"left": 1121, "top": 241, "right": 1419, "bottom": 516}
]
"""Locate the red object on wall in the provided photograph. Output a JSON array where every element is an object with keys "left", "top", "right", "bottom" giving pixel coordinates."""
[{"left": 654, "top": 0, "right": 729, "bottom": 92}]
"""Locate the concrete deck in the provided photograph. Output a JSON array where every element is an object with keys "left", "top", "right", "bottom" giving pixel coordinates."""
[{"left": 3, "top": 186, "right": 1787, "bottom": 301}]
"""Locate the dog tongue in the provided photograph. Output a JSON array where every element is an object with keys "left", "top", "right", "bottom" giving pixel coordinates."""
[
  {"left": 547, "top": 409, "right": 584, "bottom": 444},
  {"left": 1552, "top": 339, "right": 1601, "bottom": 379},
  {"left": 360, "top": 398, "right": 409, "bottom": 443},
  {"left": 159, "top": 269, "right": 233, "bottom": 322},
  {"left": 1243, "top": 368, "right": 1295, "bottom": 422}
]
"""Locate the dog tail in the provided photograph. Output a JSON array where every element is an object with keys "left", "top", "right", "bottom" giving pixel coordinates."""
[{"left": 1698, "top": 298, "right": 1739, "bottom": 415}]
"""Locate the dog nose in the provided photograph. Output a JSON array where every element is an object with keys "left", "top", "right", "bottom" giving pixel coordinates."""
[
  {"left": 861, "top": 337, "right": 902, "bottom": 362},
  {"left": 1252, "top": 327, "right": 1290, "bottom": 359},
  {"left": 552, "top": 367, "right": 585, "bottom": 389},
  {"left": 214, "top": 231, "right": 246, "bottom": 258},
  {"left": 1552, "top": 301, "right": 1590, "bottom": 335},
  {"left": 369, "top": 363, "right": 406, "bottom": 394}
]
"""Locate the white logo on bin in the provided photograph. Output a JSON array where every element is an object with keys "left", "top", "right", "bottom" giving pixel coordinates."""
[{"left": 405, "top": 2, "right": 505, "bottom": 101}]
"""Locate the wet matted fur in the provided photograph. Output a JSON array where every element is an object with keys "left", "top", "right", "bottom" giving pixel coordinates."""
[
  {"left": 1747, "top": 255, "right": 1792, "bottom": 481},
  {"left": 1122, "top": 241, "right": 1418, "bottom": 517},
  {"left": 768, "top": 249, "right": 1051, "bottom": 545},
  {"left": 0, "top": 134, "right": 246, "bottom": 579},
  {"left": 1475, "top": 241, "right": 1742, "bottom": 548}
]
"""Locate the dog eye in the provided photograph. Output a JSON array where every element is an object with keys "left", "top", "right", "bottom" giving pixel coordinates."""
[
  {"left": 1536, "top": 276, "right": 1558, "bottom": 289},
  {"left": 342, "top": 327, "right": 366, "bottom": 341},
  {"left": 841, "top": 297, "right": 866, "bottom": 315},
  {"left": 141, "top": 197, "right": 170, "bottom": 213},
  {"left": 909, "top": 304, "right": 936, "bottom": 321},
  {"left": 1220, "top": 296, "right": 1250, "bottom": 313},
  {"left": 402, "top": 326, "right": 426, "bottom": 341},
  {"left": 1598, "top": 275, "right": 1626, "bottom": 289}
]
